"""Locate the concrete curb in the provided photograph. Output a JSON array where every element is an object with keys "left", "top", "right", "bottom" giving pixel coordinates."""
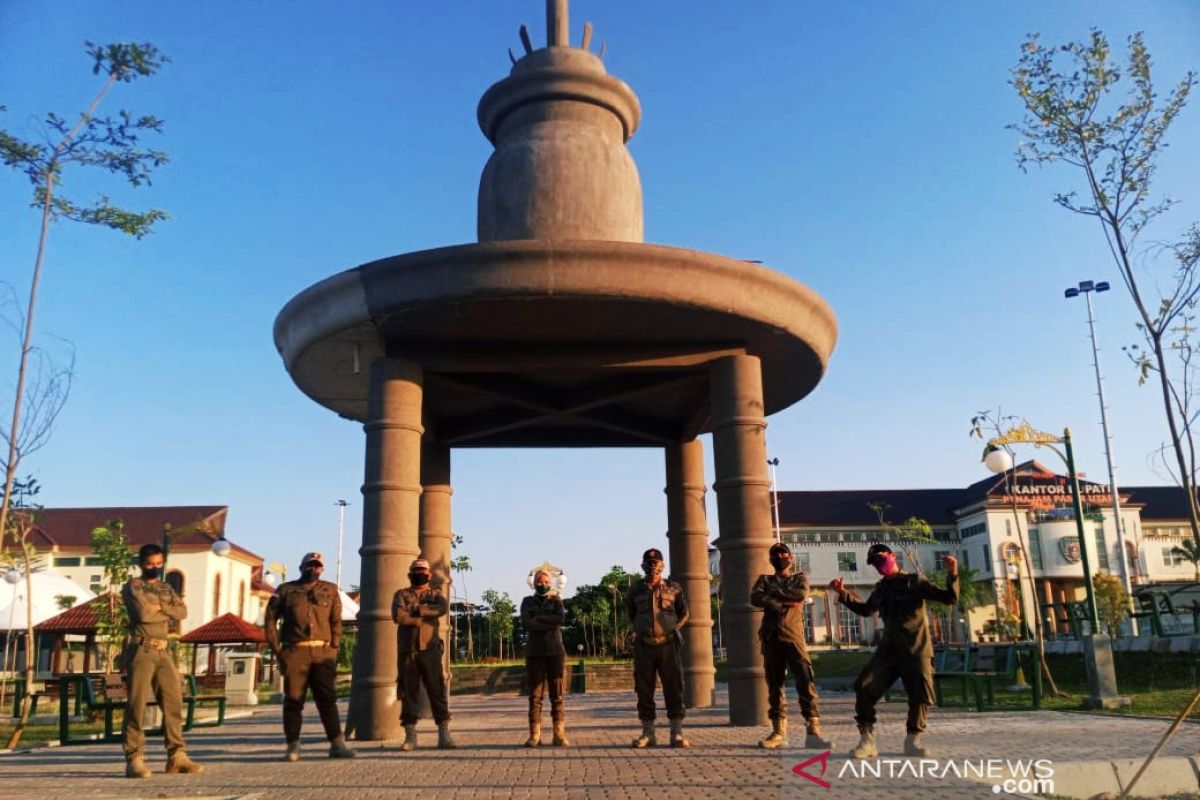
[{"left": 970, "top": 757, "right": 1200, "bottom": 799}]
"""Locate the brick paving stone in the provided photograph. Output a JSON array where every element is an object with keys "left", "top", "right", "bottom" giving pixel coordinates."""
[{"left": 1, "top": 688, "right": 1196, "bottom": 799}]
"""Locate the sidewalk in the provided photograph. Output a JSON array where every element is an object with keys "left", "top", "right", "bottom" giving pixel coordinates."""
[{"left": 2, "top": 689, "right": 1197, "bottom": 799}]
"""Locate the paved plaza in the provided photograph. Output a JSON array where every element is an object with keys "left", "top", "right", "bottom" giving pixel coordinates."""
[{"left": 2, "top": 689, "right": 1197, "bottom": 799}]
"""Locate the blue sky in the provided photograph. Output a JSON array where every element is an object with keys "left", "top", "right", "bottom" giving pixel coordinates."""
[{"left": 2, "top": 1, "right": 1198, "bottom": 604}]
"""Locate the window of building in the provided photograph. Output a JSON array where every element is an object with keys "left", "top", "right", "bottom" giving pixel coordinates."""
[
  {"left": 837, "top": 552, "right": 858, "bottom": 572},
  {"left": 1094, "top": 526, "right": 1109, "bottom": 570},
  {"left": 961, "top": 549, "right": 970, "bottom": 570},
  {"left": 795, "top": 552, "right": 811, "bottom": 573},
  {"left": 981, "top": 545, "right": 992, "bottom": 574},
  {"left": 1163, "top": 546, "right": 1186, "bottom": 567},
  {"left": 166, "top": 570, "right": 185, "bottom": 596},
  {"left": 838, "top": 604, "right": 864, "bottom": 644},
  {"left": 238, "top": 580, "right": 246, "bottom": 618},
  {"left": 961, "top": 522, "right": 987, "bottom": 538},
  {"left": 54, "top": 556, "right": 81, "bottom": 567},
  {"left": 933, "top": 550, "right": 950, "bottom": 572},
  {"left": 1028, "top": 529, "right": 1044, "bottom": 569},
  {"left": 1005, "top": 519, "right": 1013, "bottom": 536},
  {"left": 89, "top": 574, "right": 102, "bottom": 593},
  {"left": 84, "top": 556, "right": 104, "bottom": 566},
  {"left": 212, "top": 573, "right": 222, "bottom": 618}
]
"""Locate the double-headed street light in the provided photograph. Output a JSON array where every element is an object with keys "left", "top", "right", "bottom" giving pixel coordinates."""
[{"left": 982, "top": 421, "right": 1127, "bottom": 708}]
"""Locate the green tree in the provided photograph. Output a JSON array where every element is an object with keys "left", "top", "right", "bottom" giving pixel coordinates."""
[
  {"left": 89, "top": 520, "right": 133, "bottom": 672},
  {"left": 450, "top": 533, "right": 473, "bottom": 660},
  {"left": 0, "top": 41, "right": 168, "bottom": 553},
  {"left": 1092, "top": 572, "right": 1130, "bottom": 636},
  {"left": 867, "top": 502, "right": 937, "bottom": 576},
  {"left": 480, "top": 588, "right": 515, "bottom": 660},
  {"left": 1010, "top": 31, "right": 1200, "bottom": 545},
  {"left": 598, "top": 565, "right": 635, "bottom": 654}
]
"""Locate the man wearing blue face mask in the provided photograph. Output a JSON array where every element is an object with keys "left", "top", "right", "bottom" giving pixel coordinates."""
[
  {"left": 830, "top": 543, "right": 958, "bottom": 759},
  {"left": 121, "top": 543, "right": 202, "bottom": 778}
]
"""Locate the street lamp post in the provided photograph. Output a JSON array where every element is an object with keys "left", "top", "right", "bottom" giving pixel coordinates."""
[
  {"left": 334, "top": 500, "right": 350, "bottom": 590},
  {"left": 767, "top": 457, "right": 781, "bottom": 542},
  {"left": 1065, "top": 279, "right": 1137, "bottom": 633},
  {"left": 982, "top": 421, "right": 1128, "bottom": 708}
]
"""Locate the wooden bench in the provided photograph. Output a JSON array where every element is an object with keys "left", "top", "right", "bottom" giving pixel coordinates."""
[
  {"left": 55, "top": 672, "right": 227, "bottom": 745},
  {"left": 967, "top": 644, "right": 1041, "bottom": 711},
  {"left": 931, "top": 646, "right": 973, "bottom": 707},
  {"left": 11, "top": 674, "right": 102, "bottom": 718}
]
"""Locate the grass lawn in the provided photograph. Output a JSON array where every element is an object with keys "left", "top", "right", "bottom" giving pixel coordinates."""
[
  {"left": 0, "top": 718, "right": 108, "bottom": 747},
  {"left": 805, "top": 647, "right": 1200, "bottom": 720}
]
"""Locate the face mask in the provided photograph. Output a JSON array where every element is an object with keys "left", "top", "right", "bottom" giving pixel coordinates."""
[
  {"left": 643, "top": 561, "right": 663, "bottom": 578},
  {"left": 301, "top": 568, "right": 320, "bottom": 583},
  {"left": 534, "top": 583, "right": 550, "bottom": 595},
  {"left": 410, "top": 572, "right": 430, "bottom": 586},
  {"left": 769, "top": 555, "right": 791, "bottom": 571},
  {"left": 142, "top": 567, "right": 161, "bottom": 580}
]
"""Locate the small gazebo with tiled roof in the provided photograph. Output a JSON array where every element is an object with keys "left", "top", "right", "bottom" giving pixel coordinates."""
[
  {"left": 34, "top": 593, "right": 117, "bottom": 674},
  {"left": 180, "top": 612, "right": 266, "bottom": 678}
]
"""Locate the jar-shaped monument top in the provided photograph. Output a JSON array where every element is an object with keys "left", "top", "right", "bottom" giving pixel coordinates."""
[{"left": 476, "top": 6, "right": 643, "bottom": 243}]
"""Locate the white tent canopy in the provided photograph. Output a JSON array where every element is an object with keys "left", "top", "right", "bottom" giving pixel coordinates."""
[
  {"left": 0, "top": 569, "right": 95, "bottom": 631},
  {"left": 339, "top": 589, "right": 359, "bottom": 623}
]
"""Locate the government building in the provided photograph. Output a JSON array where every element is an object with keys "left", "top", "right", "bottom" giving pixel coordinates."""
[{"left": 712, "top": 462, "right": 1199, "bottom": 647}]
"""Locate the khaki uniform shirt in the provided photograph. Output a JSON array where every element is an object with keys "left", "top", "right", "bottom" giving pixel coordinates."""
[
  {"left": 841, "top": 571, "right": 959, "bottom": 659},
  {"left": 520, "top": 593, "right": 566, "bottom": 657},
  {"left": 123, "top": 578, "right": 187, "bottom": 641},
  {"left": 264, "top": 579, "right": 343, "bottom": 651},
  {"left": 751, "top": 571, "right": 811, "bottom": 649},
  {"left": 392, "top": 584, "right": 448, "bottom": 652},
  {"left": 626, "top": 577, "right": 689, "bottom": 646}
]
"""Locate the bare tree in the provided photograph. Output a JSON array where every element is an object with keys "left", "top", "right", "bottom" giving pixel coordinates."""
[
  {"left": 0, "top": 41, "right": 169, "bottom": 552},
  {"left": 1010, "top": 30, "right": 1200, "bottom": 545}
]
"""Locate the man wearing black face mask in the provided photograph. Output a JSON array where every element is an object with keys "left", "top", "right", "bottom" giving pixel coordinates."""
[
  {"left": 392, "top": 557, "right": 453, "bottom": 750},
  {"left": 264, "top": 551, "right": 355, "bottom": 761},
  {"left": 519, "top": 569, "right": 568, "bottom": 747},
  {"left": 121, "top": 543, "right": 202, "bottom": 778},
  {"left": 626, "top": 547, "right": 690, "bottom": 748},
  {"left": 751, "top": 542, "right": 831, "bottom": 750}
]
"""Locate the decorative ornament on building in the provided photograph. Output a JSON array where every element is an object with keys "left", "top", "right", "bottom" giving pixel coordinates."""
[{"left": 1058, "top": 536, "right": 1082, "bottom": 564}]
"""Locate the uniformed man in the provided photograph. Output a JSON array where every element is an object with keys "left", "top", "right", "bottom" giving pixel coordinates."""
[
  {"left": 830, "top": 544, "right": 958, "bottom": 758},
  {"left": 520, "top": 569, "right": 568, "bottom": 747},
  {"left": 121, "top": 543, "right": 203, "bottom": 778},
  {"left": 263, "top": 551, "right": 356, "bottom": 761},
  {"left": 392, "top": 557, "right": 454, "bottom": 750},
  {"left": 751, "top": 542, "right": 832, "bottom": 750},
  {"left": 626, "top": 547, "right": 690, "bottom": 748}
]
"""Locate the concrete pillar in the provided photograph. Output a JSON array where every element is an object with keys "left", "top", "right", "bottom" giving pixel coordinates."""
[
  {"left": 348, "top": 358, "right": 423, "bottom": 741},
  {"left": 420, "top": 440, "right": 454, "bottom": 704},
  {"left": 709, "top": 354, "right": 772, "bottom": 726},
  {"left": 665, "top": 439, "right": 716, "bottom": 709}
]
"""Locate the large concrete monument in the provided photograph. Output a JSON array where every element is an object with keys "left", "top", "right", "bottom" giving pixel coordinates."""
[{"left": 274, "top": 0, "right": 837, "bottom": 737}]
